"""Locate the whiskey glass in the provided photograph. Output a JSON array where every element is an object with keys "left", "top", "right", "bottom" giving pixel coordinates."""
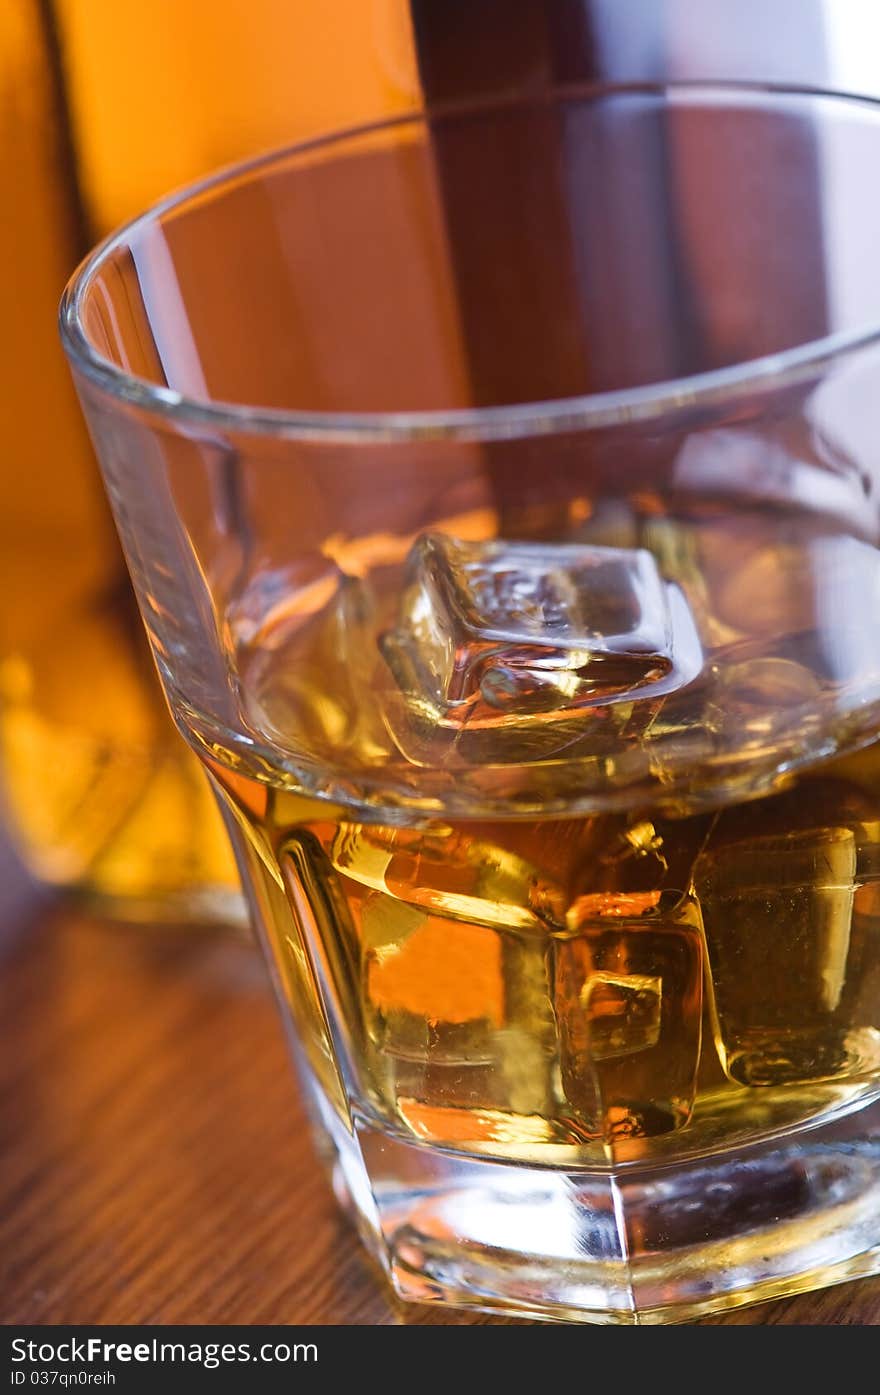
[{"left": 61, "top": 85, "right": 880, "bottom": 1322}]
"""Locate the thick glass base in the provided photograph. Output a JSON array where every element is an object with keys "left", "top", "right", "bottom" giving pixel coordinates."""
[{"left": 306, "top": 1074, "right": 880, "bottom": 1323}]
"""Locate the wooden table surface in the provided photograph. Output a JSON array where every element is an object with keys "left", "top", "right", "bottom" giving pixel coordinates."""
[{"left": 1, "top": 880, "right": 878, "bottom": 1327}]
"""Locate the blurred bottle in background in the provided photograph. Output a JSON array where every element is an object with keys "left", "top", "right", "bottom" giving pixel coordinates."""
[
  {"left": 0, "top": 0, "right": 419, "bottom": 921},
  {"left": 0, "top": 0, "right": 871, "bottom": 925}
]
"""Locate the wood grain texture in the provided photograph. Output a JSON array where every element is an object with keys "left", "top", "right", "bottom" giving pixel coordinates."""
[{"left": 1, "top": 905, "right": 878, "bottom": 1326}]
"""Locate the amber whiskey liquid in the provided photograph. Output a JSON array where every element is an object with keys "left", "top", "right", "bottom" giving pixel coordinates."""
[
  {"left": 189, "top": 492, "right": 880, "bottom": 1167},
  {"left": 209, "top": 745, "right": 880, "bottom": 1168}
]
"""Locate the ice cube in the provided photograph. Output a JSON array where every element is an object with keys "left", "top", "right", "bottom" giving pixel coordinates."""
[
  {"left": 362, "top": 911, "right": 504, "bottom": 1062},
  {"left": 243, "top": 572, "right": 393, "bottom": 763},
  {"left": 553, "top": 894, "right": 703, "bottom": 1141},
  {"left": 498, "top": 934, "right": 557, "bottom": 1117},
  {"left": 359, "top": 894, "right": 427, "bottom": 964},
  {"left": 696, "top": 821, "right": 863, "bottom": 1086},
  {"left": 330, "top": 819, "right": 561, "bottom": 1120},
  {"left": 381, "top": 534, "right": 689, "bottom": 729},
  {"left": 579, "top": 971, "right": 663, "bottom": 1059},
  {"left": 330, "top": 820, "right": 567, "bottom": 932}
]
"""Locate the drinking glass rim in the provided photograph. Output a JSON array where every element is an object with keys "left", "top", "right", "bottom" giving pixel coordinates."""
[{"left": 60, "top": 79, "right": 880, "bottom": 445}]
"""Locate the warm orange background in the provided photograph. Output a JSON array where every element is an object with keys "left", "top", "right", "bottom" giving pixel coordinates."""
[
  {"left": 57, "top": 0, "right": 421, "bottom": 230},
  {"left": 0, "top": 2, "right": 424, "bottom": 905}
]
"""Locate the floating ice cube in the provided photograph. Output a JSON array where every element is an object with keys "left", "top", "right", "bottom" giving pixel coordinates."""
[{"left": 381, "top": 534, "right": 689, "bottom": 727}]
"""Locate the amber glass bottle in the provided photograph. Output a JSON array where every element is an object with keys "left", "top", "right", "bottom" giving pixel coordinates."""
[{"left": 0, "top": 0, "right": 419, "bottom": 918}]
